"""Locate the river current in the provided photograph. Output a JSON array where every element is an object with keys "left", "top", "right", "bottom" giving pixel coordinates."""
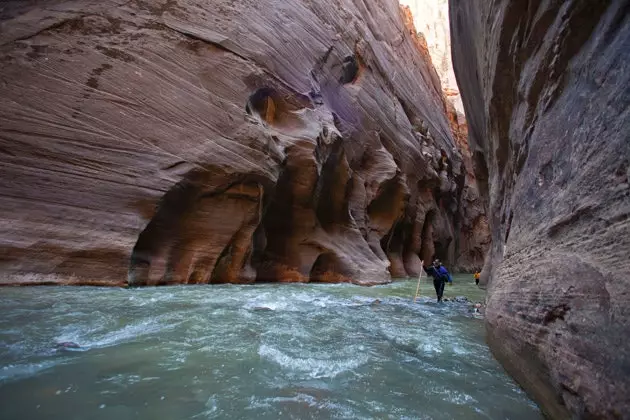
[{"left": 0, "top": 277, "right": 541, "bottom": 419}]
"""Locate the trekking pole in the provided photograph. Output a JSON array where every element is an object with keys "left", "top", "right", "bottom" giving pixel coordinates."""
[{"left": 413, "top": 261, "right": 424, "bottom": 303}]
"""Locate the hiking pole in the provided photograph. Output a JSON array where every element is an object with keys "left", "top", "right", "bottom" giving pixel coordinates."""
[{"left": 413, "top": 261, "right": 424, "bottom": 303}]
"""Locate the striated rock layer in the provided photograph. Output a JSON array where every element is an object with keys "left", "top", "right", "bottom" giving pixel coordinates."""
[
  {"left": 400, "top": 0, "right": 490, "bottom": 272},
  {"left": 451, "top": 0, "right": 630, "bottom": 418},
  {"left": 446, "top": 103, "right": 490, "bottom": 273},
  {"left": 399, "top": 0, "right": 464, "bottom": 116},
  {"left": 0, "top": 0, "right": 478, "bottom": 286}
]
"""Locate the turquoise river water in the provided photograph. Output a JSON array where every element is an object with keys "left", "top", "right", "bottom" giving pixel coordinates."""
[{"left": 0, "top": 277, "right": 541, "bottom": 419}]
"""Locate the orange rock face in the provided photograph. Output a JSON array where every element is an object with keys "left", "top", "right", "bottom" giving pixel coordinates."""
[{"left": 1, "top": 0, "right": 481, "bottom": 286}]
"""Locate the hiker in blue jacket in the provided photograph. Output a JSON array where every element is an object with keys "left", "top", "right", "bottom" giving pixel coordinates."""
[
  {"left": 423, "top": 259, "right": 450, "bottom": 302},
  {"left": 436, "top": 260, "right": 452, "bottom": 285}
]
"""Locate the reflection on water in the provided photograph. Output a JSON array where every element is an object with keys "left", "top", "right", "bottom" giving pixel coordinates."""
[{"left": 0, "top": 279, "right": 541, "bottom": 419}]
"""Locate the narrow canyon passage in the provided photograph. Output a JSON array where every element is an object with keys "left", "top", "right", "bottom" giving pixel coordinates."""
[{"left": 0, "top": 0, "right": 628, "bottom": 419}]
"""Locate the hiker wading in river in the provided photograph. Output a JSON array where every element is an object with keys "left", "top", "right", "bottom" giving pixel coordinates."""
[{"left": 423, "top": 259, "right": 451, "bottom": 302}]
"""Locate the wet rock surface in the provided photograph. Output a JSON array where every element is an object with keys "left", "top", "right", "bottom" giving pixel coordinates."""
[
  {"left": 0, "top": 0, "right": 483, "bottom": 286},
  {"left": 451, "top": 0, "right": 630, "bottom": 418}
]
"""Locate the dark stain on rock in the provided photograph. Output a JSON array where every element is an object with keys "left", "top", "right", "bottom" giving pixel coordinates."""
[
  {"left": 86, "top": 63, "right": 113, "bottom": 89},
  {"left": 133, "top": 0, "right": 178, "bottom": 16},
  {"left": 86, "top": 77, "right": 99, "bottom": 89},
  {"left": 539, "top": 161, "right": 554, "bottom": 186},
  {"left": 96, "top": 45, "right": 135, "bottom": 62},
  {"left": 58, "top": 17, "right": 86, "bottom": 34},
  {"left": 542, "top": 303, "right": 570, "bottom": 325},
  {"left": 183, "top": 40, "right": 204, "bottom": 54},
  {"left": 105, "top": 17, "right": 123, "bottom": 34},
  {"left": 93, "top": 63, "right": 113, "bottom": 76},
  {"left": 339, "top": 55, "right": 359, "bottom": 84},
  {"left": 504, "top": 210, "right": 513, "bottom": 242},
  {"left": 26, "top": 44, "right": 48, "bottom": 60},
  {"left": 615, "top": 159, "right": 628, "bottom": 182}
]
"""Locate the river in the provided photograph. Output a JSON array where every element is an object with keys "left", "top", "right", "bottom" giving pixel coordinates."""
[{"left": 0, "top": 277, "right": 541, "bottom": 419}]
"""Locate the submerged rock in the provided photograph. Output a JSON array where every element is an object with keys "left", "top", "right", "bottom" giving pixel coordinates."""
[
  {"left": 55, "top": 342, "right": 81, "bottom": 350},
  {"left": 469, "top": 302, "right": 484, "bottom": 316},
  {"left": 451, "top": 1, "right": 630, "bottom": 418},
  {"left": 441, "top": 296, "right": 469, "bottom": 304}
]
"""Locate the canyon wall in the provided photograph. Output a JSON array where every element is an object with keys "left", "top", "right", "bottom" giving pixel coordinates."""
[
  {"left": 447, "top": 105, "right": 490, "bottom": 273},
  {"left": 399, "top": 0, "right": 462, "bottom": 116},
  {"left": 0, "top": 0, "right": 478, "bottom": 286},
  {"left": 400, "top": 0, "right": 490, "bottom": 272},
  {"left": 451, "top": 0, "right": 630, "bottom": 418}
]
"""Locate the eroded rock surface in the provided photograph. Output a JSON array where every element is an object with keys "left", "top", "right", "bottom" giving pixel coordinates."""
[
  {"left": 400, "top": 0, "right": 464, "bottom": 116},
  {"left": 447, "top": 103, "right": 490, "bottom": 273},
  {"left": 0, "top": 0, "right": 479, "bottom": 286},
  {"left": 400, "top": 0, "right": 490, "bottom": 272},
  {"left": 451, "top": 0, "right": 630, "bottom": 417}
]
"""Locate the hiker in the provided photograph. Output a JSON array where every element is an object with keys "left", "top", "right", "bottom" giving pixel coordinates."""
[
  {"left": 474, "top": 271, "right": 480, "bottom": 285},
  {"left": 434, "top": 259, "right": 452, "bottom": 284},
  {"left": 423, "top": 260, "right": 449, "bottom": 302}
]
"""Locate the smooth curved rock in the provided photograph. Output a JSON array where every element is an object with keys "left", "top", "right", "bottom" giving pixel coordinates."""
[
  {"left": 0, "top": 0, "right": 482, "bottom": 286},
  {"left": 451, "top": 0, "right": 630, "bottom": 418}
]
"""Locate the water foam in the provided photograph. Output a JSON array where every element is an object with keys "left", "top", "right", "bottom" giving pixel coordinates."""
[
  {"left": 244, "top": 291, "right": 353, "bottom": 313},
  {"left": 55, "top": 317, "right": 177, "bottom": 350},
  {"left": 0, "top": 359, "right": 63, "bottom": 382},
  {"left": 258, "top": 344, "right": 368, "bottom": 379},
  {"left": 0, "top": 282, "right": 542, "bottom": 419}
]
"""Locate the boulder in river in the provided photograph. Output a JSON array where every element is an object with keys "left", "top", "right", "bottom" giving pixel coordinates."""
[{"left": 55, "top": 342, "right": 81, "bottom": 350}]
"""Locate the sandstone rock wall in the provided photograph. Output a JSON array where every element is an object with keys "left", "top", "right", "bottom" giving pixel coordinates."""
[
  {"left": 446, "top": 102, "right": 490, "bottom": 273},
  {"left": 399, "top": 0, "right": 463, "bottom": 116},
  {"left": 451, "top": 0, "right": 630, "bottom": 417},
  {"left": 0, "top": 0, "right": 476, "bottom": 286},
  {"left": 400, "top": 0, "right": 490, "bottom": 272}
]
